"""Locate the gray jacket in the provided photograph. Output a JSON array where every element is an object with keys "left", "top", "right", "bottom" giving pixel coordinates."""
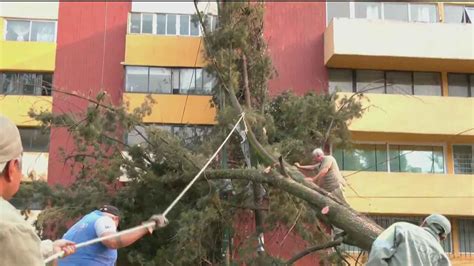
[
  {"left": 366, "top": 222, "right": 451, "bottom": 266},
  {"left": 0, "top": 197, "right": 54, "bottom": 265}
]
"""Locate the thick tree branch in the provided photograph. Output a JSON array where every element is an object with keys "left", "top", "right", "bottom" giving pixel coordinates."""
[
  {"left": 285, "top": 237, "right": 343, "bottom": 265},
  {"left": 205, "top": 169, "right": 383, "bottom": 250}
]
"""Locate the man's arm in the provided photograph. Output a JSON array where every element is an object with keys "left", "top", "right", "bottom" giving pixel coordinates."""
[
  {"left": 294, "top": 162, "right": 319, "bottom": 171},
  {"left": 99, "top": 215, "right": 167, "bottom": 249}
]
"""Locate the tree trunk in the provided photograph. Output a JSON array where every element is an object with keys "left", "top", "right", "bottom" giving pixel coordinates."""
[{"left": 205, "top": 169, "right": 383, "bottom": 250}]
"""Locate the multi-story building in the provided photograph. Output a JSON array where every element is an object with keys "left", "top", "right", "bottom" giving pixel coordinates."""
[
  {"left": 265, "top": 1, "right": 474, "bottom": 264},
  {"left": 0, "top": 1, "right": 473, "bottom": 265}
]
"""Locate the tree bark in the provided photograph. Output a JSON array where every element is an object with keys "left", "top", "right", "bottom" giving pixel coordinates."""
[{"left": 205, "top": 169, "right": 383, "bottom": 250}]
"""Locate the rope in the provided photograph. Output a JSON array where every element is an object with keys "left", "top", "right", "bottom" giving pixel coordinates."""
[{"left": 44, "top": 112, "right": 246, "bottom": 264}]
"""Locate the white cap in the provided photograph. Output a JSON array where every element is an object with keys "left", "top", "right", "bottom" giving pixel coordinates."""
[
  {"left": 0, "top": 115, "right": 23, "bottom": 171},
  {"left": 424, "top": 214, "right": 451, "bottom": 236}
]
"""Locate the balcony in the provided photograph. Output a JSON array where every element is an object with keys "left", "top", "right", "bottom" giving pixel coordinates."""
[
  {"left": 337, "top": 92, "right": 474, "bottom": 142},
  {"left": 325, "top": 18, "right": 474, "bottom": 73},
  {"left": 345, "top": 171, "right": 474, "bottom": 216},
  {"left": 123, "top": 93, "right": 216, "bottom": 125},
  {"left": 124, "top": 35, "right": 206, "bottom": 68}
]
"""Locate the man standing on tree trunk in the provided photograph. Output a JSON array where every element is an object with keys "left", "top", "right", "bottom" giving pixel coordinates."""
[{"left": 295, "top": 148, "right": 349, "bottom": 207}]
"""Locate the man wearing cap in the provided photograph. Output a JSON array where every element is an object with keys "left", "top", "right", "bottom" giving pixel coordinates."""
[
  {"left": 0, "top": 115, "right": 76, "bottom": 265},
  {"left": 59, "top": 205, "right": 168, "bottom": 266},
  {"left": 366, "top": 214, "right": 451, "bottom": 266}
]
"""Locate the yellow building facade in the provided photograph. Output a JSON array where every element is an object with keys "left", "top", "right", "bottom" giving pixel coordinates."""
[
  {"left": 325, "top": 2, "right": 474, "bottom": 263},
  {"left": 0, "top": 2, "right": 57, "bottom": 182}
]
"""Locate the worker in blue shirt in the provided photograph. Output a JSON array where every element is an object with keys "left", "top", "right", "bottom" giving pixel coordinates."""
[{"left": 59, "top": 205, "right": 167, "bottom": 266}]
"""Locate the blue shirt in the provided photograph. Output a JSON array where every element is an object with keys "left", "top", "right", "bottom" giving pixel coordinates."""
[{"left": 59, "top": 210, "right": 117, "bottom": 266}]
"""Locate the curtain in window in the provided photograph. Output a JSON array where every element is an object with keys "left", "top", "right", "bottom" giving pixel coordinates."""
[
  {"left": 6, "top": 20, "right": 30, "bottom": 41},
  {"left": 31, "top": 22, "right": 55, "bottom": 42}
]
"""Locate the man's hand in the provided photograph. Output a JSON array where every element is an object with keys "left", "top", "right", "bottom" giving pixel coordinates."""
[
  {"left": 145, "top": 214, "right": 169, "bottom": 234},
  {"left": 52, "top": 239, "right": 76, "bottom": 257},
  {"left": 294, "top": 162, "right": 301, "bottom": 168}
]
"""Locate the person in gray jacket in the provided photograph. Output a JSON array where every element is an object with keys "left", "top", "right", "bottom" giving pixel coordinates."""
[
  {"left": 0, "top": 115, "right": 76, "bottom": 265},
  {"left": 367, "top": 214, "right": 451, "bottom": 266}
]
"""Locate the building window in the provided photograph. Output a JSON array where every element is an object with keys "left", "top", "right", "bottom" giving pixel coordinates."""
[
  {"left": 19, "top": 128, "right": 50, "bottom": 152},
  {"left": 448, "top": 73, "right": 473, "bottom": 97},
  {"left": 125, "top": 66, "right": 214, "bottom": 95},
  {"left": 383, "top": 2, "right": 409, "bottom": 22},
  {"left": 125, "top": 67, "right": 149, "bottom": 93},
  {"left": 444, "top": 5, "right": 474, "bottom": 24},
  {"left": 355, "top": 2, "right": 381, "bottom": 20},
  {"left": 328, "top": 69, "right": 353, "bottom": 93},
  {"left": 326, "top": 2, "right": 438, "bottom": 24},
  {"left": 328, "top": 69, "right": 441, "bottom": 96},
  {"left": 0, "top": 73, "right": 53, "bottom": 96},
  {"left": 453, "top": 145, "right": 473, "bottom": 175},
  {"left": 413, "top": 72, "right": 442, "bottom": 96},
  {"left": 128, "top": 12, "right": 218, "bottom": 36},
  {"left": 333, "top": 144, "right": 387, "bottom": 172},
  {"left": 389, "top": 145, "right": 444, "bottom": 174},
  {"left": 334, "top": 144, "right": 445, "bottom": 174},
  {"left": 356, "top": 70, "right": 384, "bottom": 94},
  {"left": 459, "top": 218, "right": 474, "bottom": 253},
  {"left": 5, "top": 19, "right": 56, "bottom": 42},
  {"left": 386, "top": 71, "right": 412, "bottom": 95},
  {"left": 410, "top": 4, "right": 438, "bottom": 23}
]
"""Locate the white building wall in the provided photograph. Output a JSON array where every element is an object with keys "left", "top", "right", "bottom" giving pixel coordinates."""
[
  {"left": 0, "top": 2, "right": 59, "bottom": 20},
  {"left": 132, "top": 1, "right": 218, "bottom": 15}
]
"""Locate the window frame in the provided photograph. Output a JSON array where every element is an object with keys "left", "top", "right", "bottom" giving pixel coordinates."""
[
  {"left": 124, "top": 66, "right": 213, "bottom": 96},
  {"left": 452, "top": 144, "right": 474, "bottom": 175},
  {"left": 328, "top": 69, "right": 442, "bottom": 96},
  {"left": 4, "top": 18, "right": 57, "bottom": 43},
  {"left": 332, "top": 141, "right": 447, "bottom": 174},
  {"left": 325, "top": 2, "right": 439, "bottom": 25},
  {"left": 128, "top": 12, "right": 206, "bottom": 36},
  {"left": 448, "top": 73, "right": 473, "bottom": 98},
  {"left": 0, "top": 72, "right": 53, "bottom": 96}
]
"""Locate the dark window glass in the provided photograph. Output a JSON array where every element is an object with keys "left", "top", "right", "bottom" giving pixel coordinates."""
[
  {"left": 386, "top": 71, "right": 412, "bottom": 95},
  {"left": 0, "top": 73, "right": 52, "bottom": 96},
  {"left": 167, "top": 14, "right": 177, "bottom": 35},
  {"left": 356, "top": 70, "right": 384, "bottom": 93},
  {"left": 453, "top": 145, "right": 473, "bottom": 174},
  {"left": 142, "top": 13, "right": 153, "bottom": 34},
  {"left": 190, "top": 16, "right": 200, "bottom": 36},
  {"left": 459, "top": 219, "right": 474, "bottom": 253},
  {"left": 413, "top": 72, "right": 441, "bottom": 96},
  {"left": 156, "top": 14, "right": 166, "bottom": 34},
  {"left": 19, "top": 128, "right": 50, "bottom": 152},
  {"left": 180, "top": 15, "right": 190, "bottom": 35},
  {"left": 328, "top": 69, "right": 353, "bottom": 93},
  {"left": 448, "top": 74, "right": 469, "bottom": 97},
  {"left": 130, "top": 13, "right": 141, "bottom": 33}
]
